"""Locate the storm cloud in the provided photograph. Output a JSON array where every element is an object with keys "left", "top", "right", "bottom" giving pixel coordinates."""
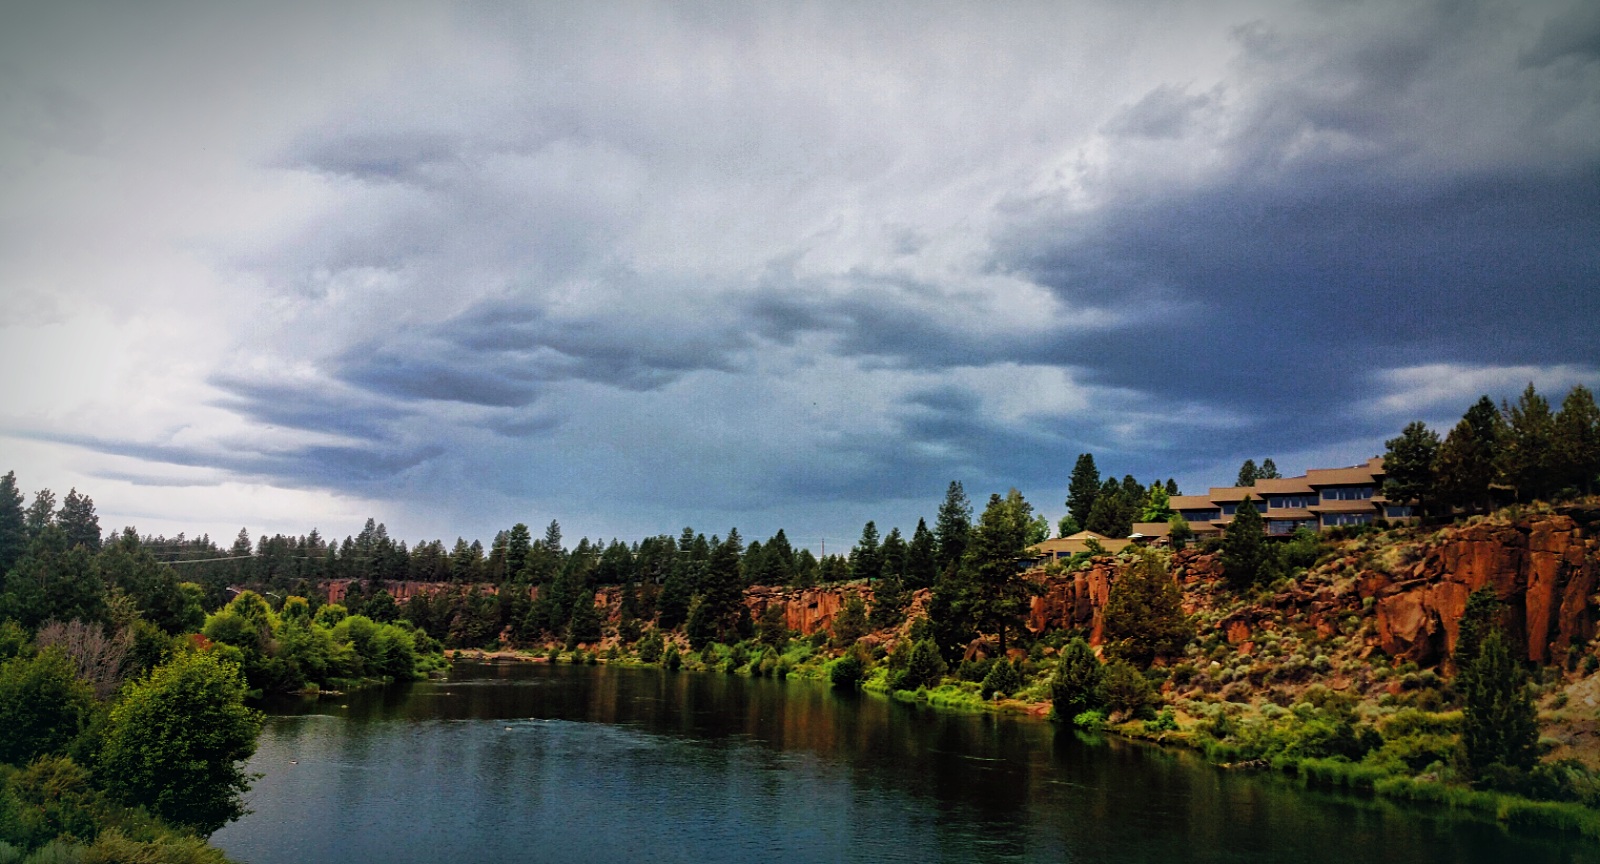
[{"left": 1, "top": 0, "right": 1596, "bottom": 544}]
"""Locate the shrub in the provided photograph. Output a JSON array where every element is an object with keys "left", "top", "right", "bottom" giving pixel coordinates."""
[
  {"left": 663, "top": 644, "right": 682, "bottom": 671},
  {"left": 637, "top": 630, "right": 664, "bottom": 664},
  {"left": 0, "top": 650, "right": 96, "bottom": 767},
  {"left": 1074, "top": 710, "right": 1106, "bottom": 731},
  {"left": 1103, "top": 659, "right": 1158, "bottom": 720},
  {"left": 891, "top": 639, "right": 946, "bottom": 692},
  {"left": 1050, "top": 638, "right": 1105, "bottom": 721},
  {"left": 980, "top": 659, "right": 1023, "bottom": 700},
  {"left": 830, "top": 654, "right": 864, "bottom": 690}
]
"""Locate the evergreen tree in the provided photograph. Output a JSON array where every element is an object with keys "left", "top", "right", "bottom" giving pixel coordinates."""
[
  {"left": 566, "top": 593, "right": 602, "bottom": 647},
  {"left": 1085, "top": 478, "right": 1133, "bottom": 537},
  {"left": 1434, "top": 398, "right": 1504, "bottom": 513},
  {"left": 1501, "top": 383, "right": 1556, "bottom": 502},
  {"left": 698, "top": 531, "right": 746, "bottom": 640},
  {"left": 1066, "top": 453, "right": 1101, "bottom": 530},
  {"left": 926, "top": 562, "right": 977, "bottom": 663},
  {"left": 849, "top": 521, "right": 882, "bottom": 583},
  {"left": 792, "top": 548, "right": 819, "bottom": 588},
  {"left": 1165, "top": 478, "right": 1180, "bottom": 496},
  {"left": 1167, "top": 514, "right": 1194, "bottom": 551},
  {"left": 964, "top": 490, "right": 1038, "bottom": 657},
  {"left": 1236, "top": 459, "right": 1259, "bottom": 487},
  {"left": 505, "top": 523, "right": 533, "bottom": 579},
  {"left": 23, "top": 488, "right": 56, "bottom": 538},
  {"left": 1051, "top": 638, "right": 1105, "bottom": 721},
  {"left": 1101, "top": 550, "right": 1193, "bottom": 667},
  {"left": 1459, "top": 627, "right": 1538, "bottom": 786},
  {"left": 760, "top": 529, "right": 797, "bottom": 585},
  {"left": 831, "top": 595, "right": 869, "bottom": 648},
  {"left": 904, "top": 519, "right": 938, "bottom": 589},
  {"left": 1553, "top": 385, "right": 1600, "bottom": 495},
  {"left": 1258, "top": 459, "right": 1281, "bottom": 480},
  {"left": 1384, "top": 421, "right": 1441, "bottom": 516},
  {"left": 0, "top": 528, "right": 106, "bottom": 628},
  {"left": 934, "top": 481, "right": 972, "bottom": 572},
  {"left": 880, "top": 527, "right": 907, "bottom": 580},
  {"left": 1221, "top": 496, "right": 1269, "bottom": 588},
  {"left": 0, "top": 471, "right": 26, "bottom": 575}
]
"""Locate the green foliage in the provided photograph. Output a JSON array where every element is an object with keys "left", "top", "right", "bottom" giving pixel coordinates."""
[
  {"left": 1459, "top": 627, "right": 1539, "bottom": 786},
  {"left": 1384, "top": 421, "right": 1441, "bottom": 515},
  {"left": 1050, "top": 638, "right": 1104, "bottom": 721},
  {"left": 637, "top": 629, "right": 664, "bottom": 663},
  {"left": 890, "top": 638, "right": 946, "bottom": 692},
  {"left": 1167, "top": 515, "right": 1193, "bottom": 551},
  {"left": 830, "top": 596, "right": 869, "bottom": 649},
  {"left": 663, "top": 643, "right": 682, "bottom": 671},
  {"left": 830, "top": 653, "right": 864, "bottom": 690},
  {"left": 1220, "top": 496, "right": 1270, "bottom": 588},
  {"left": 934, "top": 481, "right": 972, "bottom": 572},
  {"left": 1433, "top": 397, "right": 1504, "bottom": 514},
  {"left": 1073, "top": 710, "right": 1106, "bottom": 731},
  {"left": 1101, "top": 659, "right": 1158, "bottom": 720},
  {"left": 978, "top": 658, "right": 1022, "bottom": 700},
  {"left": 1066, "top": 453, "right": 1100, "bottom": 531},
  {"left": 98, "top": 650, "right": 262, "bottom": 835},
  {"left": 0, "top": 650, "right": 96, "bottom": 766},
  {"left": 0, "top": 528, "right": 105, "bottom": 630},
  {"left": 1236, "top": 459, "right": 1258, "bottom": 487},
  {"left": 962, "top": 489, "right": 1039, "bottom": 656},
  {"left": 1101, "top": 550, "right": 1193, "bottom": 668},
  {"left": 1139, "top": 482, "right": 1173, "bottom": 523},
  {"left": 1553, "top": 385, "right": 1600, "bottom": 495},
  {"left": 903, "top": 519, "right": 938, "bottom": 590}
]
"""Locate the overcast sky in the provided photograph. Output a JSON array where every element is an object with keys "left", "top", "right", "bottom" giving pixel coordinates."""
[{"left": 2, "top": 1, "right": 1597, "bottom": 551}]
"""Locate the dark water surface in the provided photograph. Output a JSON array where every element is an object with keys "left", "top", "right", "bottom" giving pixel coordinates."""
[{"left": 212, "top": 661, "right": 1593, "bottom": 864}]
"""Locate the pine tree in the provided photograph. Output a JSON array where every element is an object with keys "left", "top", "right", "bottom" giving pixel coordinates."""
[
  {"left": 0, "top": 471, "right": 26, "bottom": 574},
  {"left": 849, "top": 521, "right": 882, "bottom": 583},
  {"left": 1051, "top": 638, "right": 1105, "bottom": 721},
  {"left": 1236, "top": 459, "right": 1258, "bottom": 487},
  {"left": 1165, "top": 478, "right": 1179, "bottom": 496},
  {"left": 964, "top": 490, "right": 1038, "bottom": 657},
  {"left": 1501, "top": 383, "right": 1556, "bottom": 502},
  {"left": 935, "top": 481, "right": 972, "bottom": 572},
  {"left": 1066, "top": 453, "right": 1101, "bottom": 530},
  {"left": 24, "top": 488, "right": 56, "bottom": 538},
  {"left": 1258, "top": 458, "right": 1281, "bottom": 480},
  {"left": 1459, "top": 627, "right": 1538, "bottom": 786},
  {"left": 505, "top": 523, "right": 533, "bottom": 579},
  {"left": 1221, "top": 496, "right": 1269, "bottom": 588},
  {"left": 1553, "top": 385, "right": 1600, "bottom": 496},
  {"left": 904, "top": 519, "right": 938, "bottom": 589},
  {"left": 1434, "top": 399, "right": 1503, "bottom": 514},
  {"left": 1102, "top": 550, "right": 1193, "bottom": 667},
  {"left": 1384, "top": 421, "right": 1441, "bottom": 516}
]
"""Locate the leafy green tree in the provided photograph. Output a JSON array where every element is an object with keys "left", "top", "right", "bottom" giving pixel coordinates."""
[
  {"left": 1056, "top": 515, "right": 1081, "bottom": 538},
  {"left": 98, "top": 649, "right": 262, "bottom": 835},
  {"left": 904, "top": 519, "right": 938, "bottom": 590},
  {"left": 1458, "top": 627, "right": 1538, "bottom": 786},
  {"left": 1066, "top": 453, "right": 1101, "bottom": 530},
  {"left": 1500, "top": 383, "right": 1557, "bottom": 502},
  {"left": 98, "top": 531, "right": 200, "bottom": 635},
  {"left": 1384, "top": 421, "right": 1441, "bottom": 516},
  {"left": 830, "top": 652, "right": 864, "bottom": 690},
  {"left": 1139, "top": 481, "right": 1174, "bottom": 523},
  {"left": 0, "top": 649, "right": 96, "bottom": 766},
  {"left": 1051, "top": 638, "right": 1105, "bottom": 721},
  {"left": 1553, "top": 385, "right": 1600, "bottom": 496},
  {"left": 1102, "top": 550, "right": 1193, "bottom": 667},
  {"left": 934, "top": 481, "right": 972, "bottom": 572},
  {"left": 1236, "top": 459, "right": 1258, "bottom": 487},
  {"left": 849, "top": 521, "right": 882, "bottom": 583},
  {"left": 0, "top": 471, "right": 25, "bottom": 575},
  {"left": 1221, "top": 496, "right": 1269, "bottom": 588}
]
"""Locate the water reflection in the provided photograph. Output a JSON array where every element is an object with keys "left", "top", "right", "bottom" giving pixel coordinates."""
[{"left": 215, "top": 662, "right": 1594, "bottom": 864}]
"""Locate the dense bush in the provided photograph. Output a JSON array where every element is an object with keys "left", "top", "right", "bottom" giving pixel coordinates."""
[
  {"left": 979, "top": 659, "right": 1022, "bottom": 700},
  {"left": 1050, "top": 638, "right": 1104, "bottom": 721}
]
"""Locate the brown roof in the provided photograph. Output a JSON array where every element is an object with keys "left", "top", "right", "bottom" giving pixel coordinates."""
[
  {"left": 1029, "top": 534, "right": 1135, "bottom": 557},
  {"left": 1262, "top": 508, "right": 1315, "bottom": 520},
  {"left": 1305, "top": 457, "right": 1385, "bottom": 487},
  {"left": 1206, "top": 486, "right": 1254, "bottom": 502},
  {"left": 1130, "top": 521, "right": 1172, "bottom": 537},
  {"left": 1170, "top": 495, "right": 1219, "bottom": 509}
]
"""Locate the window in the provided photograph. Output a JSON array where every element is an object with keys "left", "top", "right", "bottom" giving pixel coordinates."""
[
  {"left": 1179, "top": 509, "right": 1220, "bottom": 523},
  {"left": 1385, "top": 505, "right": 1414, "bottom": 518},
  {"left": 1268, "top": 495, "right": 1316, "bottom": 509},
  {"left": 1322, "top": 512, "right": 1374, "bottom": 527},
  {"left": 1321, "top": 486, "right": 1375, "bottom": 501},
  {"left": 1221, "top": 501, "right": 1262, "bottom": 516},
  {"left": 1268, "top": 519, "right": 1316, "bottom": 535}
]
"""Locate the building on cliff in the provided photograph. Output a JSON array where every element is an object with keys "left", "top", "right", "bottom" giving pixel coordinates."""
[{"left": 1132, "top": 456, "right": 1415, "bottom": 541}]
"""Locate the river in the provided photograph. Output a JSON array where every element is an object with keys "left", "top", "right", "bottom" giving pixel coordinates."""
[{"left": 211, "top": 660, "right": 1593, "bottom": 863}]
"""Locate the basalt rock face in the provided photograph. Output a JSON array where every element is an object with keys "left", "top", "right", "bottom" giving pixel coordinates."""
[
  {"left": 1025, "top": 561, "right": 1114, "bottom": 644},
  {"left": 1373, "top": 516, "right": 1597, "bottom": 665},
  {"left": 743, "top": 585, "right": 874, "bottom": 635}
]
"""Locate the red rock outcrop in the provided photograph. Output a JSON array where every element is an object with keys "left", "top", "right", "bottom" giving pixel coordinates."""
[
  {"left": 1025, "top": 560, "right": 1114, "bottom": 643},
  {"left": 743, "top": 585, "right": 874, "bottom": 636},
  {"left": 1374, "top": 515, "right": 1596, "bottom": 665}
]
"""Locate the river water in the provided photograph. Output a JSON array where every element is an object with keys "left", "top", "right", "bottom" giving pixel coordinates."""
[{"left": 212, "top": 660, "right": 1593, "bottom": 864}]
